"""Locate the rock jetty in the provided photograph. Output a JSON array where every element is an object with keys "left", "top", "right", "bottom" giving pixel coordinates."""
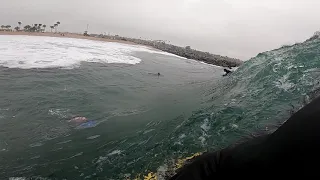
[{"left": 90, "top": 34, "right": 243, "bottom": 67}]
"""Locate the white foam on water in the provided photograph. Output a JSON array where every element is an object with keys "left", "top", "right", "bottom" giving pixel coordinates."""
[
  {"left": 157, "top": 164, "right": 169, "bottom": 180},
  {"left": 230, "top": 123, "right": 239, "bottom": 129},
  {"left": 179, "top": 134, "right": 186, "bottom": 139},
  {"left": 199, "top": 118, "right": 211, "bottom": 146},
  {"left": 143, "top": 129, "right": 155, "bottom": 134},
  {"left": 174, "top": 133, "right": 187, "bottom": 145},
  {"left": 30, "top": 155, "right": 41, "bottom": 160},
  {"left": 86, "top": 135, "right": 101, "bottom": 140},
  {"left": 0, "top": 108, "right": 9, "bottom": 119},
  {"left": 50, "top": 147, "right": 63, "bottom": 152},
  {"left": 57, "top": 140, "right": 72, "bottom": 144},
  {"left": 107, "top": 149, "right": 122, "bottom": 156},
  {"left": 48, "top": 108, "right": 69, "bottom": 118},
  {"left": 174, "top": 141, "right": 183, "bottom": 145},
  {"left": 29, "top": 142, "right": 44, "bottom": 148},
  {"left": 96, "top": 156, "right": 108, "bottom": 164},
  {"left": 62, "top": 152, "right": 83, "bottom": 160},
  {"left": 200, "top": 118, "right": 210, "bottom": 132},
  {"left": 274, "top": 73, "right": 294, "bottom": 91},
  {"left": 0, "top": 35, "right": 183, "bottom": 69},
  {"left": 198, "top": 136, "right": 206, "bottom": 146}
]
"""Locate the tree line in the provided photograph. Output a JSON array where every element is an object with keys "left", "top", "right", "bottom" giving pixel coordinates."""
[{"left": 0, "top": 21, "right": 61, "bottom": 33}]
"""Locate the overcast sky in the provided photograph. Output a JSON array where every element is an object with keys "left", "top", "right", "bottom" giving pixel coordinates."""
[{"left": 1, "top": 0, "right": 320, "bottom": 60}]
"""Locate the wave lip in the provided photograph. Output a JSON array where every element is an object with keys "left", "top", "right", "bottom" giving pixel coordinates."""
[{"left": 0, "top": 35, "right": 177, "bottom": 69}]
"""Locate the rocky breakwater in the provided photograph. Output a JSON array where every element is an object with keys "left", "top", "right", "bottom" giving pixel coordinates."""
[{"left": 90, "top": 34, "right": 243, "bottom": 67}]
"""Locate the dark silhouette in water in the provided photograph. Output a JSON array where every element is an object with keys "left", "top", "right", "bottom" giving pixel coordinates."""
[
  {"left": 147, "top": 72, "right": 161, "bottom": 77},
  {"left": 170, "top": 95, "right": 320, "bottom": 179},
  {"left": 222, "top": 68, "right": 232, "bottom": 76}
]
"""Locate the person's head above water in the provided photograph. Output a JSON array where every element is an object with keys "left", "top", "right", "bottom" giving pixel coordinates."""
[
  {"left": 224, "top": 69, "right": 231, "bottom": 73},
  {"left": 158, "top": 72, "right": 161, "bottom": 76}
]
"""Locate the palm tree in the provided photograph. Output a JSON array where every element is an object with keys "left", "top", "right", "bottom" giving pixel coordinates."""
[
  {"left": 43, "top": 25, "right": 46, "bottom": 32},
  {"left": 1, "top": 25, "right": 5, "bottom": 30},
  {"left": 18, "top": 22, "right": 22, "bottom": 29},
  {"left": 50, "top": 25, "right": 54, "bottom": 32},
  {"left": 54, "top": 24, "right": 58, "bottom": 33},
  {"left": 55, "top": 22, "right": 60, "bottom": 32},
  {"left": 6, "top": 25, "right": 11, "bottom": 30},
  {"left": 24, "top": 25, "right": 31, "bottom": 32},
  {"left": 14, "top": 26, "right": 19, "bottom": 31},
  {"left": 38, "top": 24, "right": 42, "bottom": 32},
  {"left": 31, "top": 24, "right": 37, "bottom": 32}
]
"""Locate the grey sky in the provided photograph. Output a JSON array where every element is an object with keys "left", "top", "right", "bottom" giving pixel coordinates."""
[{"left": 1, "top": 0, "right": 320, "bottom": 60}]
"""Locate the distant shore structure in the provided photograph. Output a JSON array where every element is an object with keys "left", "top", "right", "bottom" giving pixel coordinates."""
[
  {"left": 100, "top": 35, "right": 243, "bottom": 67},
  {"left": 0, "top": 21, "right": 243, "bottom": 67}
]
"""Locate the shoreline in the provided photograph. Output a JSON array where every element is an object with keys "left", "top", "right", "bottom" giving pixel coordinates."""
[
  {"left": 0, "top": 31, "right": 137, "bottom": 46},
  {"left": 0, "top": 31, "right": 242, "bottom": 67}
]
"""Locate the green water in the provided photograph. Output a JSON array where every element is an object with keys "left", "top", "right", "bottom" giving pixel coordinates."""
[
  {"left": 1, "top": 37, "right": 320, "bottom": 179},
  {"left": 0, "top": 51, "right": 222, "bottom": 179}
]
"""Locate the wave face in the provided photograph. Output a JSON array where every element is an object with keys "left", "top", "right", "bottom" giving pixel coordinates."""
[
  {"left": 0, "top": 35, "right": 179, "bottom": 69},
  {"left": 177, "top": 38, "right": 320, "bottom": 148},
  {"left": 142, "top": 37, "right": 320, "bottom": 179}
]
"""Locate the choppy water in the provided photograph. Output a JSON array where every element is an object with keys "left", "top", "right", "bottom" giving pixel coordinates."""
[{"left": 1, "top": 35, "right": 320, "bottom": 179}]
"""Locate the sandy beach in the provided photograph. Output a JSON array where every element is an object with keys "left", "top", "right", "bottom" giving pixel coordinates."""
[{"left": 0, "top": 31, "right": 137, "bottom": 45}]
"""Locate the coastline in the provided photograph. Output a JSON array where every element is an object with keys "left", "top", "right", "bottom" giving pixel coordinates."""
[
  {"left": 0, "top": 31, "right": 137, "bottom": 46},
  {"left": 0, "top": 31, "right": 242, "bottom": 67}
]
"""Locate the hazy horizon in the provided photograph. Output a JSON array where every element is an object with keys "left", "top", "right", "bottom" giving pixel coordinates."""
[{"left": 1, "top": 0, "right": 320, "bottom": 60}]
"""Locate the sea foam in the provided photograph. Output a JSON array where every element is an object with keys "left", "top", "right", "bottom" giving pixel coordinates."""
[{"left": 0, "top": 35, "right": 180, "bottom": 69}]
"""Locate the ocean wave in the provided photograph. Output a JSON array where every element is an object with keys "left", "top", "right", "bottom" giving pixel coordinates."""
[{"left": 0, "top": 35, "right": 181, "bottom": 69}]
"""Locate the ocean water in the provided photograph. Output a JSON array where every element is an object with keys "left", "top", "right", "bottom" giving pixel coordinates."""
[
  {"left": 0, "top": 35, "right": 222, "bottom": 179},
  {"left": 1, "top": 35, "right": 320, "bottom": 179}
]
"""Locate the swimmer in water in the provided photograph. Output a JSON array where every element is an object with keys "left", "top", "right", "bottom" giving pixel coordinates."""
[
  {"left": 223, "top": 68, "right": 232, "bottom": 76},
  {"left": 68, "top": 116, "right": 88, "bottom": 123},
  {"left": 157, "top": 72, "right": 161, "bottom": 76}
]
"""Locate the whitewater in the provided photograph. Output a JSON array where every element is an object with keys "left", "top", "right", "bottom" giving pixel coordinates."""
[{"left": 0, "top": 35, "right": 183, "bottom": 69}]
